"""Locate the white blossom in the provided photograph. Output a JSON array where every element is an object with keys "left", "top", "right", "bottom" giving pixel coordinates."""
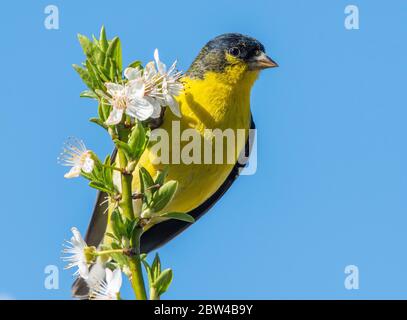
[
  {"left": 102, "top": 49, "right": 184, "bottom": 124},
  {"left": 58, "top": 138, "right": 94, "bottom": 178},
  {"left": 62, "top": 227, "right": 90, "bottom": 279},
  {"left": 124, "top": 65, "right": 161, "bottom": 119},
  {"left": 153, "top": 49, "right": 183, "bottom": 117},
  {"left": 89, "top": 267, "right": 122, "bottom": 300},
  {"left": 104, "top": 78, "right": 155, "bottom": 125}
]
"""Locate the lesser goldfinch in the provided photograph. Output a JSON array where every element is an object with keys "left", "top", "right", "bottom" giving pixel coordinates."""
[{"left": 73, "top": 33, "right": 277, "bottom": 296}]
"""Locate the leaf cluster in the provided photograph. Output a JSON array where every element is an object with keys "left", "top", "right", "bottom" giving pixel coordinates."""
[
  {"left": 138, "top": 167, "right": 195, "bottom": 223},
  {"left": 73, "top": 26, "right": 125, "bottom": 126},
  {"left": 142, "top": 254, "right": 173, "bottom": 298},
  {"left": 81, "top": 154, "right": 116, "bottom": 194}
]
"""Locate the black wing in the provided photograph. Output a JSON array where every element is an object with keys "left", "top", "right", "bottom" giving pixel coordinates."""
[{"left": 141, "top": 116, "right": 255, "bottom": 252}]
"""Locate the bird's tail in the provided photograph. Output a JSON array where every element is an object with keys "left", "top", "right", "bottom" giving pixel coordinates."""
[{"left": 71, "top": 190, "right": 109, "bottom": 298}]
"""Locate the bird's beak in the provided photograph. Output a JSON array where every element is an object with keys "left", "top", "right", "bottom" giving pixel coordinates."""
[{"left": 248, "top": 52, "right": 278, "bottom": 70}]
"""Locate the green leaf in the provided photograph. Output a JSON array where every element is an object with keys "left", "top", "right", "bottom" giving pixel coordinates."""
[
  {"left": 114, "top": 40, "right": 122, "bottom": 74},
  {"left": 141, "top": 259, "right": 153, "bottom": 286},
  {"left": 139, "top": 167, "right": 155, "bottom": 191},
  {"left": 127, "top": 121, "right": 147, "bottom": 159},
  {"left": 110, "top": 243, "right": 127, "bottom": 265},
  {"left": 111, "top": 210, "right": 126, "bottom": 239},
  {"left": 139, "top": 168, "right": 156, "bottom": 204},
  {"left": 78, "top": 33, "right": 104, "bottom": 65},
  {"left": 89, "top": 151, "right": 103, "bottom": 169},
  {"left": 111, "top": 252, "right": 127, "bottom": 266},
  {"left": 104, "top": 154, "right": 112, "bottom": 166},
  {"left": 88, "top": 181, "right": 113, "bottom": 194},
  {"left": 154, "top": 167, "right": 169, "bottom": 186},
  {"left": 108, "top": 58, "right": 116, "bottom": 80},
  {"left": 91, "top": 35, "right": 99, "bottom": 46},
  {"left": 151, "top": 253, "right": 161, "bottom": 281},
  {"left": 113, "top": 139, "right": 132, "bottom": 160},
  {"left": 106, "top": 37, "right": 119, "bottom": 61},
  {"left": 80, "top": 90, "right": 97, "bottom": 99},
  {"left": 103, "top": 155, "right": 114, "bottom": 190},
  {"left": 77, "top": 34, "right": 94, "bottom": 57},
  {"left": 153, "top": 268, "right": 173, "bottom": 296},
  {"left": 128, "top": 60, "right": 142, "bottom": 69},
  {"left": 73, "top": 64, "right": 93, "bottom": 89},
  {"left": 99, "top": 26, "right": 108, "bottom": 52},
  {"left": 160, "top": 212, "right": 195, "bottom": 223},
  {"left": 97, "top": 103, "right": 105, "bottom": 122},
  {"left": 86, "top": 60, "right": 103, "bottom": 90},
  {"left": 151, "top": 181, "right": 178, "bottom": 212},
  {"left": 139, "top": 167, "right": 155, "bottom": 200},
  {"left": 95, "top": 89, "right": 108, "bottom": 99},
  {"left": 80, "top": 171, "right": 93, "bottom": 181},
  {"left": 104, "top": 56, "right": 111, "bottom": 75},
  {"left": 105, "top": 232, "right": 119, "bottom": 241},
  {"left": 96, "top": 64, "right": 111, "bottom": 82},
  {"left": 98, "top": 102, "right": 111, "bottom": 123},
  {"left": 90, "top": 117, "right": 108, "bottom": 129},
  {"left": 93, "top": 45, "right": 106, "bottom": 67},
  {"left": 126, "top": 218, "right": 140, "bottom": 239}
]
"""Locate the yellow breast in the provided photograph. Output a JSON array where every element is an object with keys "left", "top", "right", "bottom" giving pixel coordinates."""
[{"left": 133, "top": 62, "right": 259, "bottom": 214}]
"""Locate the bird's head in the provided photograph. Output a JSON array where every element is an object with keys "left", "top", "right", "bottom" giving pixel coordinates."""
[{"left": 187, "top": 33, "right": 277, "bottom": 83}]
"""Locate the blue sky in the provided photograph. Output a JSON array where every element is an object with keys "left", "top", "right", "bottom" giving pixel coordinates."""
[{"left": 1, "top": 0, "right": 407, "bottom": 299}]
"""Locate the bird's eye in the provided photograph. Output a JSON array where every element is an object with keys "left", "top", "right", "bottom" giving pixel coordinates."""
[
  {"left": 254, "top": 49, "right": 261, "bottom": 56},
  {"left": 229, "top": 47, "right": 240, "bottom": 57}
]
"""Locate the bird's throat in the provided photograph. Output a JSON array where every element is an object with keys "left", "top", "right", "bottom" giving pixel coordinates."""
[{"left": 176, "top": 67, "right": 258, "bottom": 133}]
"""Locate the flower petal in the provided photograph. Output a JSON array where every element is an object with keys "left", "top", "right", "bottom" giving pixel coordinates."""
[
  {"left": 82, "top": 157, "right": 94, "bottom": 173},
  {"left": 126, "top": 78, "right": 145, "bottom": 99},
  {"left": 165, "top": 95, "right": 181, "bottom": 118},
  {"left": 86, "top": 263, "right": 106, "bottom": 288},
  {"left": 144, "top": 61, "right": 157, "bottom": 80},
  {"left": 105, "top": 108, "right": 124, "bottom": 125},
  {"left": 78, "top": 261, "right": 90, "bottom": 279},
  {"left": 167, "top": 60, "right": 177, "bottom": 75},
  {"left": 168, "top": 82, "right": 183, "bottom": 96},
  {"left": 105, "top": 268, "right": 113, "bottom": 284},
  {"left": 71, "top": 227, "right": 85, "bottom": 245},
  {"left": 153, "top": 48, "right": 159, "bottom": 63},
  {"left": 64, "top": 166, "right": 82, "bottom": 178},
  {"left": 127, "top": 98, "right": 154, "bottom": 121},
  {"left": 109, "top": 269, "right": 122, "bottom": 294},
  {"left": 124, "top": 67, "right": 142, "bottom": 81},
  {"left": 105, "top": 83, "right": 125, "bottom": 95},
  {"left": 146, "top": 97, "right": 162, "bottom": 119},
  {"left": 154, "top": 48, "right": 167, "bottom": 74}
]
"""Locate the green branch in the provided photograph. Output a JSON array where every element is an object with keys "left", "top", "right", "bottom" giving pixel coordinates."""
[
  {"left": 129, "top": 227, "right": 147, "bottom": 300},
  {"left": 117, "top": 148, "right": 134, "bottom": 221},
  {"left": 116, "top": 145, "right": 147, "bottom": 300}
]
